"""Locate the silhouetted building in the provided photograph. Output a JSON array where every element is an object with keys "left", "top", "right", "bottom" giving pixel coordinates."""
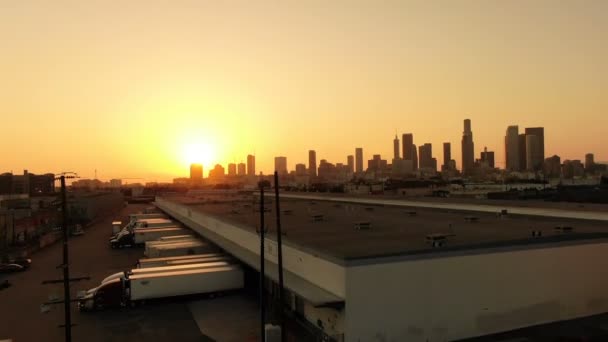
[
  {"left": 247, "top": 155, "right": 255, "bottom": 176},
  {"left": 526, "top": 135, "right": 543, "bottom": 171},
  {"left": 308, "top": 150, "right": 317, "bottom": 177},
  {"left": 295, "top": 163, "right": 307, "bottom": 176},
  {"left": 562, "top": 160, "right": 584, "bottom": 179},
  {"left": 525, "top": 127, "right": 545, "bottom": 163},
  {"left": 392, "top": 158, "right": 413, "bottom": 177},
  {"left": 442, "top": 142, "right": 451, "bottom": 170},
  {"left": 237, "top": 163, "right": 246, "bottom": 176},
  {"left": 355, "top": 148, "right": 363, "bottom": 174},
  {"left": 367, "top": 155, "right": 388, "bottom": 176},
  {"left": 190, "top": 163, "right": 203, "bottom": 185},
  {"left": 518, "top": 133, "right": 527, "bottom": 171},
  {"left": 418, "top": 143, "right": 436, "bottom": 171},
  {"left": 0, "top": 170, "right": 55, "bottom": 195},
  {"left": 505, "top": 125, "right": 520, "bottom": 171},
  {"left": 274, "top": 156, "right": 288, "bottom": 175},
  {"left": 585, "top": 153, "right": 595, "bottom": 171},
  {"left": 393, "top": 135, "right": 400, "bottom": 160},
  {"left": 209, "top": 164, "right": 225, "bottom": 181},
  {"left": 227, "top": 163, "right": 237, "bottom": 176},
  {"left": 461, "top": 119, "right": 475, "bottom": 175},
  {"left": 347, "top": 155, "right": 355, "bottom": 173},
  {"left": 402, "top": 133, "right": 416, "bottom": 170},
  {"left": 109, "top": 179, "right": 122, "bottom": 188},
  {"left": 544, "top": 155, "right": 561, "bottom": 178},
  {"left": 480, "top": 147, "right": 495, "bottom": 168}
]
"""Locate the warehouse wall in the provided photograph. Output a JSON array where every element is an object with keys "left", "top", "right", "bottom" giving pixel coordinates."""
[
  {"left": 344, "top": 241, "right": 608, "bottom": 342},
  {"left": 156, "top": 197, "right": 346, "bottom": 298}
]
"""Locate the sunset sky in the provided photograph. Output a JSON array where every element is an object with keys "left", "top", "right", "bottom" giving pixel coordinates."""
[{"left": 1, "top": 1, "right": 606, "bottom": 181}]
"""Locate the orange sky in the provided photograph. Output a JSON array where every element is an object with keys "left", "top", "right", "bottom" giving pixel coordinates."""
[{"left": 1, "top": 1, "right": 607, "bottom": 181}]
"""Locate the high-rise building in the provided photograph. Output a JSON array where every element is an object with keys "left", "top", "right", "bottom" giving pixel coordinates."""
[
  {"left": 209, "top": 164, "right": 225, "bottom": 180},
  {"left": 237, "top": 163, "right": 246, "bottom": 176},
  {"left": 518, "top": 134, "right": 527, "bottom": 171},
  {"left": 308, "top": 150, "right": 317, "bottom": 177},
  {"left": 418, "top": 143, "right": 434, "bottom": 170},
  {"left": 274, "top": 156, "right": 288, "bottom": 175},
  {"left": 190, "top": 163, "right": 203, "bottom": 184},
  {"left": 295, "top": 163, "right": 307, "bottom": 176},
  {"left": 480, "top": 147, "right": 495, "bottom": 168},
  {"left": 355, "top": 148, "right": 363, "bottom": 174},
  {"left": 525, "top": 127, "right": 545, "bottom": 163},
  {"left": 526, "top": 135, "right": 542, "bottom": 171},
  {"left": 402, "top": 134, "right": 415, "bottom": 170},
  {"left": 247, "top": 154, "right": 255, "bottom": 176},
  {"left": 393, "top": 135, "right": 400, "bottom": 160},
  {"left": 544, "top": 155, "right": 561, "bottom": 178},
  {"left": 585, "top": 153, "right": 595, "bottom": 170},
  {"left": 442, "top": 142, "right": 451, "bottom": 170},
  {"left": 227, "top": 163, "right": 237, "bottom": 176},
  {"left": 347, "top": 155, "right": 355, "bottom": 173},
  {"left": 461, "top": 119, "right": 475, "bottom": 174},
  {"left": 505, "top": 126, "right": 520, "bottom": 171},
  {"left": 412, "top": 144, "right": 418, "bottom": 171}
]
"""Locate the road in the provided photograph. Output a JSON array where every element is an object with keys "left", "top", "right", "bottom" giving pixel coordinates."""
[{"left": 0, "top": 204, "right": 205, "bottom": 342}]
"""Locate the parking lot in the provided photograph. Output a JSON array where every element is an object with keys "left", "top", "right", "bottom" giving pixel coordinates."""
[{"left": 0, "top": 204, "right": 206, "bottom": 342}]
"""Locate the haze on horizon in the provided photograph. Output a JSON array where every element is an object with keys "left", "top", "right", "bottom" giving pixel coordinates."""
[{"left": 1, "top": 0, "right": 606, "bottom": 182}]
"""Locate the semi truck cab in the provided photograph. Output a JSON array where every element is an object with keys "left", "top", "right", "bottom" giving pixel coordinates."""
[
  {"left": 109, "top": 230, "right": 134, "bottom": 249},
  {"left": 79, "top": 278, "right": 124, "bottom": 311}
]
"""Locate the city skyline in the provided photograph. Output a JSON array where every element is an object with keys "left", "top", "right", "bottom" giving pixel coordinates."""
[{"left": 1, "top": 1, "right": 607, "bottom": 181}]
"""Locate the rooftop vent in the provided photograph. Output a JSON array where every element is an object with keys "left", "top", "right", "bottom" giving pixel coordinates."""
[
  {"left": 531, "top": 230, "right": 543, "bottom": 237},
  {"left": 464, "top": 216, "right": 480, "bottom": 222},
  {"left": 311, "top": 214, "right": 324, "bottom": 222},
  {"left": 554, "top": 226, "right": 574, "bottom": 233},
  {"left": 354, "top": 221, "right": 372, "bottom": 230}
]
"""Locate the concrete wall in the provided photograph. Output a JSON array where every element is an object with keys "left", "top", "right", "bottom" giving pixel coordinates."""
[
  {"left": 345, "top": 241, "right": 608, "bottom": 342},
  {"left": 156, "top": 197, "right": 346, "bottom": 298}
]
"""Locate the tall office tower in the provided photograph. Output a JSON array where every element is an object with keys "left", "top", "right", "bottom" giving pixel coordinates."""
[
  {"left": 355, "top": 148, "right": 363, "bottom": 173},
  {"left": 461, "top": 119, "right": 475, "bottom": 174},
  {"left": 237, "top": 163, "right": 246, "bottom": 176},
  {"left": 274, "top": 156, "right": 288, "bottom": 175},
  {"left": 190, "top": 163, "right": 203, "bottom": 181},
  {"left": 295, "top": 163, "right": 307, "bottom": 176},
  {"left": 412, "top": 144, "right": 418, "bottom": 171},
  {"left": 585, "top": 153, "right": 595, "bottom": 170},
  {"left": 525, "top": 127, "right": 545, "bottom": 162},
  {"left": 480, "top": 147, "right": 495, "bottom": 168},
  {"left": 544, "top": 155, "right": 561, "bottom": 178},
  {"left": 308, "top": 150, "right": 317, "bottom": 177},
  {"left": 418, "top": 143, "right": 433, "bottom": 169},
  {"left": 402, "top": 133, "right": 414, "bottom": 161},
  {"left": 347, "top": 155, "right": 355, "bottom": 173},
  {"left": 393, "top": 135, "right": 400, "bottom": 160},
  {"left": 505, "top": 126, "right": 520, "bottom": 171},
  {"left": 442, "top": 142, "right": 451, "bottom": 169},
  {"left": 518, "top": 134, "right": 527, "bottom": 171},
  {"left": 526, "top": 135, "right": 542, "bottom": 171},
  {"left": 247, "top": 154, "right": 255, "bottom": 176},
  {"left": 227, "top": 163, "right": 237, "bottom": 176}
]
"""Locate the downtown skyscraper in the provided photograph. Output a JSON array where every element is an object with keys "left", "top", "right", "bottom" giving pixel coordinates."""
[
  {"left": 461, "top": 119, "right": 475, "bottom": 175},
  {"left": 505, "top": 125, "right": 520, "bottom": 171}
]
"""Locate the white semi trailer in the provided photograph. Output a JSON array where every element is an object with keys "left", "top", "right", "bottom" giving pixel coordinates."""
[{"left": 136, "top": 253, "right": 226, "bottom": 268}]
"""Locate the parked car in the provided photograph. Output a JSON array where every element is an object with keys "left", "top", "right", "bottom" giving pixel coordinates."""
[
  {"left": 11, "top": 257, "right": 32, "bottom": 269},
  {"left": 0, "top": 263, "right": 24, "bottom": 273}
]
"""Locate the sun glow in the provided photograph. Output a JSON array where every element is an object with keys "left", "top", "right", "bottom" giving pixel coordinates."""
[{"left": 182, "top": 142, "right": 215, "bottom": 167}]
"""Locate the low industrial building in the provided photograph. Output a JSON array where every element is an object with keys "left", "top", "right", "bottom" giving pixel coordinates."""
[{"left": 155, "top": 192, "right": 608, "bottom": 341}]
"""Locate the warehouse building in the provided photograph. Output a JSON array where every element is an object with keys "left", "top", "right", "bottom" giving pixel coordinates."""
[{"left": 155, "top": 192, "right": 608, "bottom": 341}]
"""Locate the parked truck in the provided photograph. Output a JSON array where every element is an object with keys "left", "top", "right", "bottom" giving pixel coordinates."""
[
  {"left": 101, "top": 260, "right": 236, "bottom": 284},
  {"left": 145, "top": 241, "right": 214, "bottom": 258},
  {"left": 133, "top": 228, "right": 191, "bottom": 245},
  {"left": 79, "top": 265, "right": 244, "bottom": 311},
  {"left": 136, "top": 253, "right": 225, "bottom": 268},
  {"left": 110, "top": 219, "right": 178, "bottom": 248}
]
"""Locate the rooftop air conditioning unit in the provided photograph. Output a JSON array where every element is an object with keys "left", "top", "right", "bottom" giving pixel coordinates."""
[{"left": 354, "top": 221, "right": 372, "bottom": 230}]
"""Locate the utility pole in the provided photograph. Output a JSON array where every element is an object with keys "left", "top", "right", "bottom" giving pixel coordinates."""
[
  {"left": 41, "top": 173, "right": 88, "bottom": 342},
  {"left": 258, "top": 182, "right": 266, "bottom": 342},
  {"left": 274, "top": 171, "right": 286, "bottom": 341}
]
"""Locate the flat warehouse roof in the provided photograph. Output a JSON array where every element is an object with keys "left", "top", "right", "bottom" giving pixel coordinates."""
[{"left": 162, "top": 194, "right": 608, "bottom": 261}]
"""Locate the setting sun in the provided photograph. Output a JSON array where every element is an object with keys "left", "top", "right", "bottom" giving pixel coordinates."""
[{"left": 182, "top": 142, "right": 215, "bottom": 167}]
